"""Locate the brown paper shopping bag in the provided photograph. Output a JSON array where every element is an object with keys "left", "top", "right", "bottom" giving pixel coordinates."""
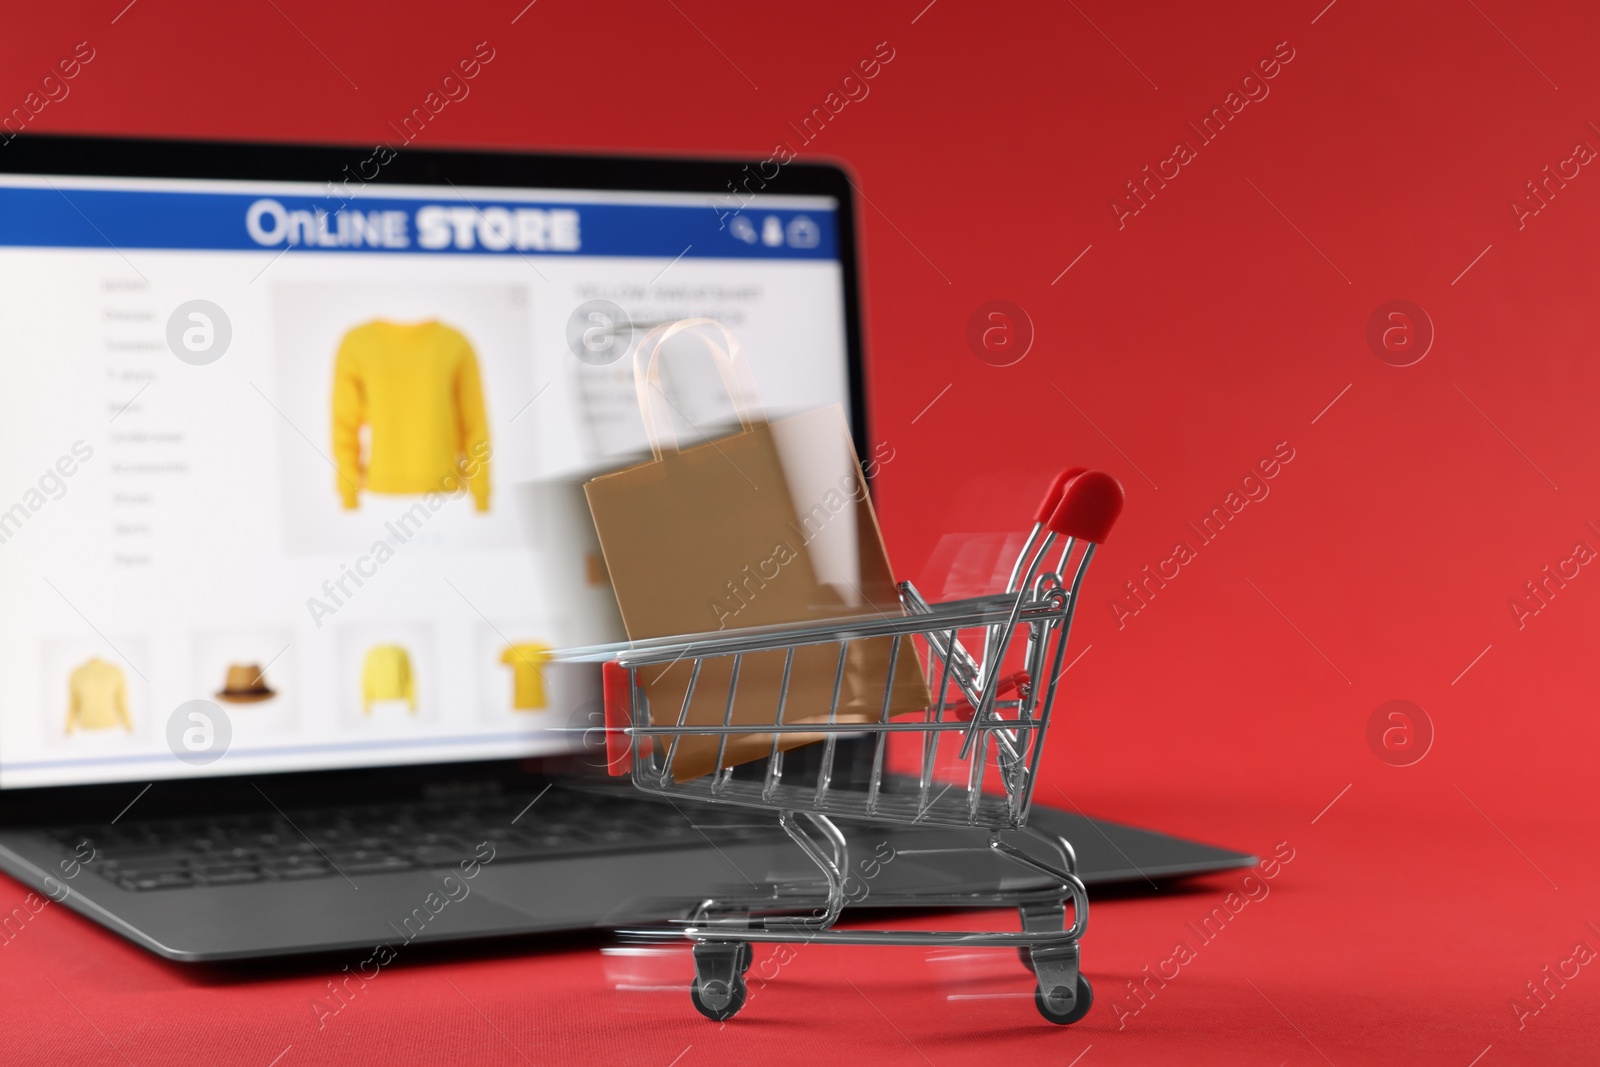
[{"left": 584, "top": 319, "right": 926, "bottom": 781}]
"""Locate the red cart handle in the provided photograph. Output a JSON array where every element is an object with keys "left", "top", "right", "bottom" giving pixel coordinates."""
[
  {"left": 1048, "top": 470, "right": 1124, "bottom": 543},
  {"left": 602, "top": 661, "right": 633, "bottom": 776},
  {"left": 1033, "top": 467, "right": 1087, "bottom": 524}
]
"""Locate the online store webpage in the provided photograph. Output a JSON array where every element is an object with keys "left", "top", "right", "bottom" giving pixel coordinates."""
[{"left": 0, "top": 173, "right": 850, "bottom": 788}]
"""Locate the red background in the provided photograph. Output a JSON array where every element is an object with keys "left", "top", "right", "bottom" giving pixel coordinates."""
[{"left": 4, "top": 0, "right": 1600, "bottom": 1062}]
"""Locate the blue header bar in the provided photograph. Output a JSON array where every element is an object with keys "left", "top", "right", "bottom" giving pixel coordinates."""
[{"left": 0, "top": 185, "right": 838, "bottom": 260}]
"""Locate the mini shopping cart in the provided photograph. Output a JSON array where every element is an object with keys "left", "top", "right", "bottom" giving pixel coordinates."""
[{"left": 562, "top": 467, "right": 1122, "bottom": 1026}]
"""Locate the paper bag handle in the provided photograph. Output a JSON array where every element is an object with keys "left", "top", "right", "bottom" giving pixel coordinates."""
[{"left": 633, "top": 317, "right": 765, "bottom": 460}]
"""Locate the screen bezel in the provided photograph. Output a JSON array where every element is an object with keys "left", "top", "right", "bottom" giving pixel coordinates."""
[{"left": 0, "top": 132, "right": 868, "bottom": 824}]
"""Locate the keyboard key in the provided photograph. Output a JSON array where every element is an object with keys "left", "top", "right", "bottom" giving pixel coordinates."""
[
  {"left": 266, "top": 865, "right": 329, "bottom": 880},
  {"left": 407, "top": 845, "right": 476, "bottom": 867},
  {"left": 343, "top": 857, "right": 413, "bottom": 874},
  {"left": 124, "top": 872, "right": 193, "bottom": 890}
]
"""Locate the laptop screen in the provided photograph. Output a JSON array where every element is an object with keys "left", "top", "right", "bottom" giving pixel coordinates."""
[{"left": 0, "top": 167, "right": 852, "bottom": 789}]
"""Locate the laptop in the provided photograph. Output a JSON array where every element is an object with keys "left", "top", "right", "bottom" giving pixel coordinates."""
[{"left": 0, "top": 133, "right": 1252, "bottom": 961}]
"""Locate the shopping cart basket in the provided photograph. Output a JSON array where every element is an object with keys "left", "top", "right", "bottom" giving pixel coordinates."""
[{"left": 558, "top": 467, "right": 1122, "bottom": 1025}]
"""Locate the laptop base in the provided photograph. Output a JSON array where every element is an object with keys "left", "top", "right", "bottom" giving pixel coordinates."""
[{"left": 0, "top": 785, "right": 1252, "bottom": 962}]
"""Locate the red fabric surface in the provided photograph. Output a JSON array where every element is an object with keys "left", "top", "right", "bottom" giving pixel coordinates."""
[
  {"left": 6, "top": 0, "right": 1600, "bottom": 1060},
  {"left": 5, "top": 790, "right": 1598, "bottom": 1065}
]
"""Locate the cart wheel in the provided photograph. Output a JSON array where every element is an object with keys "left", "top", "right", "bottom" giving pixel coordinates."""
[
  {"left": 737, "top": 941, "right": 754, "bottom": 974},
  {"left": 690, "top": 975, "right": 748, "bottom": 1022},
  {"left": 1034, "top": 975, "right": 1092, "bottom": 1025}
]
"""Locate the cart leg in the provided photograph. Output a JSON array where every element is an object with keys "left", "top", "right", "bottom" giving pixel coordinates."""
[
  {"left": 1016, "top": 899, "right": 1066, "bottom": 972},
  {"left": 691, "top": 904, "right": 754, "bottom": 975},
  {"left": 778, "top": 810, "right": 850, "bottom": 930},
  {"left": 1030, "top": 940, "right": 1091, "bottom": 1025},
  {"left": 689, "top": 940, "right": 748, "bottom": 1022}
]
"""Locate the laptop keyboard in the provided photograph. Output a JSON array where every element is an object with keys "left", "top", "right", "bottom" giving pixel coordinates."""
[{"left": 46, "top": 787, "right": 780, "bottom": 893}]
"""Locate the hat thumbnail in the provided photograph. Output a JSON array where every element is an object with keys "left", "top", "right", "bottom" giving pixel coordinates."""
[{"left": 216, "top": 663, "right": 276, "bottom": 704}]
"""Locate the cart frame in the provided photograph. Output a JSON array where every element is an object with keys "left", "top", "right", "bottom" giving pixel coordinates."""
[{"left": 557, "top": 468, "right": 1123, "bottom": 1025}]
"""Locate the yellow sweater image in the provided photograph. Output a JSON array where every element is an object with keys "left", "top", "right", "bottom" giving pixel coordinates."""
[
  {"left": 362, "top": 644, "right": 417, "bottom": 713},
  {"left": 66, "top": 657, "right": 132, "bottom": 734},
  {"left": 331, "top": 320, "right": 492, "bottom": 511}
]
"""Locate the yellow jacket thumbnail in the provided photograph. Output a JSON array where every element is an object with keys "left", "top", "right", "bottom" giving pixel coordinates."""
[
  {"left": 362, "top": 644, "right": 416, "bottom": 713},
  {"left": 331, "top": 320, "right": 492, "bottom": 511},
  {"left": 66, "top": 657, "right": 132, "bottom": 734}
]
